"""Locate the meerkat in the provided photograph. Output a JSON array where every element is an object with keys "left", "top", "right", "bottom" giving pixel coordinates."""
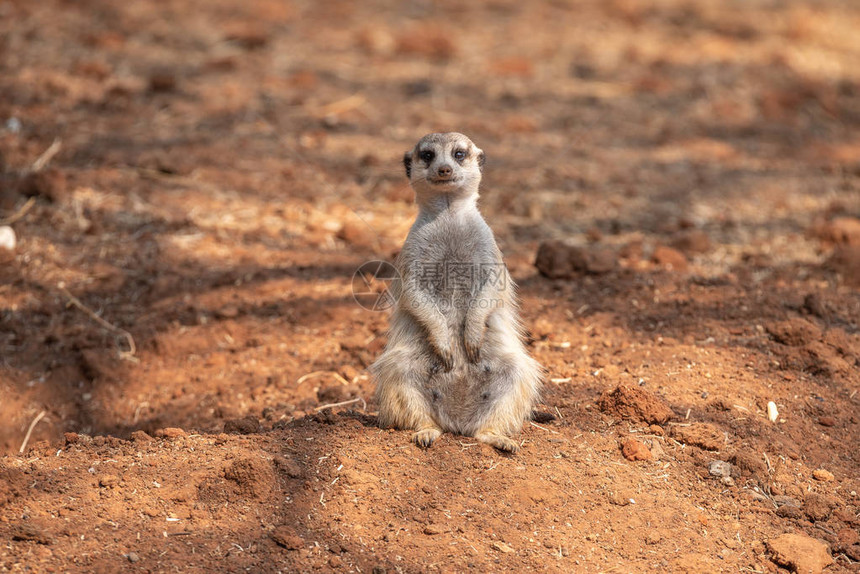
[{"left": 371, "top": 132, "right": 543, "bottom": 453}]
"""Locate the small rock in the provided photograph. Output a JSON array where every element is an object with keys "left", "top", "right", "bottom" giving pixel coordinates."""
[
  {"left": 126, "top": 552, "right": 140, "bottom": 563},
  {"left": 621, "top": 437, "right": 652, "bottom": 461},
  {"left": 534, "top": 240, "right": 616, "bottom": 278},
  {"left": 773, "top": 495, "right": 801, "bottom": 508},
  {"left": 154, "top": 427, "right": 186, "bottom": 439},
  {"left": 423, "top": 524, "right": 447, "bottom": 535},
  {"left": 817, "top": 416, "right": 836, "bottom": 427},
  {"left": 64, "top": 432, "right": 79, "bottom": 445},
  {"left": 708, "top": 460, "right": 732, "bottom": 478},
  {"left": 492, "top": 541, "right": 514, "bottom": 553},
  {"left": 609, "top": 490, "right": 635, "bottom": 506},
  {"left": 649, "top": 440, "right": 666, "bottom": 460},
  {"left": 271, "top": 526, "right": 304, "bottom": 550},
  {"left": 99, "top": 474, "right": 119, "bottom": 488},
  {"left": 767, "top": 533, "right": 832, "bottom": 574},
  {"left": 11, "top": 523, "right": 53, "bottom": 545},
  {"left": 652, "top": 245, "right": 688, "bottom": 271},
  {"left": 671, "top": 423, "right": 724, "bottom": 451},
  {"left": 812, "top": 468, "right": 834, "bottom": 482},
  {"left": 0, "top": 226, "right": 16, "bottom": 252},
  {"left": 803, "top": 493, "right": 833, "bottom": 522},
  {"left": 837, "top": 528, "right": 860, "bottom": 551},
  {"left": 767, "top": 401, "right": 779, "bottom": 423},
  {"left": 223, "top": 416, "right": 262, "bottom": 434},
  {"left": 329, "top": 555, "right": 344, "bottom": 568},
  {"left": 776, "top": 505, "right": 803, "bottom": 519},
  {"left": 18, "top": 168, "right": 68, "bottom": 202},
  {"left": 130, "top": 430, "right": 153, "bottom": 442}
]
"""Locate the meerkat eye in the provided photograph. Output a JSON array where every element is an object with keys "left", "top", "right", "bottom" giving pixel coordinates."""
[
  {"left": 419, "top": 150, "right": 435, "bottom": 162},
  {"left": 453, "top": 149, "right": 466, "bottom": 161}
]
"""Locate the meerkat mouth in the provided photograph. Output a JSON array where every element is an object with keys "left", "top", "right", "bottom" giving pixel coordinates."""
[{"left": 428, "top": 177, "right": 460, "bottom": 186}]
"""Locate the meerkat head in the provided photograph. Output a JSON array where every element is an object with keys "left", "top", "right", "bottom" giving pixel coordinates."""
[{"left": 403, "top": 132, "right": 485, "bottom": 199}]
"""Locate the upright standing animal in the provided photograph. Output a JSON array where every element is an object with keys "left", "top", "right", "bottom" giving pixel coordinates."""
[{"left": 371, "top": 132, "right": 543, "bottom": 453}]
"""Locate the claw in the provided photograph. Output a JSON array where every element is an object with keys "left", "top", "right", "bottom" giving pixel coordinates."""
[{"left": 412, "top": 428, "right": 442, "bottom": 448}]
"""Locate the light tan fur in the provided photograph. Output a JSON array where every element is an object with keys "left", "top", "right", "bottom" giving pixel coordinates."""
[{"left": 371, "top": 132, "right": 543, "bottom": 453}]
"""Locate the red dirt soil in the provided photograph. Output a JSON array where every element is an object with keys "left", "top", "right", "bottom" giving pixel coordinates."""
[{"left": 1, "top": 0, "right": 859, "bottom": 572}]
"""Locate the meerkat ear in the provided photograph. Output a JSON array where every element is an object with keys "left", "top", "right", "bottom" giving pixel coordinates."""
[
  {"left": 403, "top": 152, "right": 412, "bottom": 179},
  {"left": 477, "top": 149, "right": 485, "bottom": 171}
]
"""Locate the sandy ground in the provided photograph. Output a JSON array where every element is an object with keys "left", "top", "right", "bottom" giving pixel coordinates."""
[{"left": 1, "top": 0, "right": 859, "bottom": 572}]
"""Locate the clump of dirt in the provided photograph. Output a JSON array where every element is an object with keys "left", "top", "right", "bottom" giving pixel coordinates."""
[{"left": 597, "top": 384, "right": 674, "bottom": 424}]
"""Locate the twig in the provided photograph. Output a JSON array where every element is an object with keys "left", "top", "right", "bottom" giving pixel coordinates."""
[
  {"left": 0, "top": 197, "right": 36, "bottom": 226},
  {"left": 297, "top": 371, "right": 351, "bottom": 386},
  {"left": 529, "top": 421, "right": 559, "bottom": 434},
  {"left": 815, "top": 523, "right": 837, "bottom": 537},
  {"left": 19, "top": 410, "right": 46, "bottom": 454},
  {"left": 31, "top": 139, "right": 62, "bottom": 173},
  {"left": 58, "top": 283, "right": 137, "bottom": 360},
  {"left": 763, "top": 452, "right": 772, "bottom": 473},
  {"left": 315, "top": 397, "right": 363, "bottom": 412}
]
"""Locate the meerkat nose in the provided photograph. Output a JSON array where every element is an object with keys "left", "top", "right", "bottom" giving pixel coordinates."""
[{"left": 437, "top": 165, "right": 452, "bottom": 178}]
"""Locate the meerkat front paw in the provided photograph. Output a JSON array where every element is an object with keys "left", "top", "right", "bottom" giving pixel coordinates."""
[
  {"left": 464, "top": 338, "right": 481, "bottom": 363},
  {"left": 431, "top": 344, "right": 454, "bottom": 372},
  {"left": 412, "top": 427, "right": 442, "bottom": 448},
  {"left": 475, "top": 431, "right": 520, "bottom": 454},
  {"left": 463, "top": 327, "right": 484, "bottom": 364}
]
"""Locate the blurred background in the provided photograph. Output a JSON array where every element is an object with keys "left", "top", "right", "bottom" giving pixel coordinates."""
[
  {"left": 1, "top": 0, "right": 859, "bottom": 447},
  {"left": 2, "top": 1, "right": 860, "bottom": 572}
]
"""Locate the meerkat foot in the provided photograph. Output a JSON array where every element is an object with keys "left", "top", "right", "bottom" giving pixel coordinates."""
[
  {"left": 475, "top": 431, "right": 519, "bottom": 454},
  {"left": 412, "top": 427, "right": 442, "bottom": 448}
]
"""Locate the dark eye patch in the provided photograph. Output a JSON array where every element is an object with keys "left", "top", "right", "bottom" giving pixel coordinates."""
[{"left": 419, "top": 149, "right": 435, "bottom": 162}]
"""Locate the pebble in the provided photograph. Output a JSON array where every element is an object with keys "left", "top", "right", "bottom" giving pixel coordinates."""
[
  {"left": 708, "top": 460, "right": 732, "bottom": 478},
  {"left": 0, "top": 225, "right": 16, "bottom": 251},
  {"left": 270, "top": 526, "right": 304, "bottom": 550},
  {"left": 621, "top": 437, "right": 652, "bottom": 461},
  {"left": 99, "top": 475, "right": 119, "bottom": 488},
  {"left": 154, "top": 427, "right": 187, "bottom": 438},
  {"left": 423, "top": 524, "right": 447, "bottom": 535},
  {"left": 767, "top": 533, "right": 832, "bottom": 574},
  {"left": 652, "top": 245, "right": 688, "bottom": 271},
  {"left": 767, "top": 401, "right": 779, "bottom": 423},
  {"left": 812, "top": 468, "right": 834, "bottom": 482},
  {"left": 126, "top": 552, "right": 140, "bottom": 563}
]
